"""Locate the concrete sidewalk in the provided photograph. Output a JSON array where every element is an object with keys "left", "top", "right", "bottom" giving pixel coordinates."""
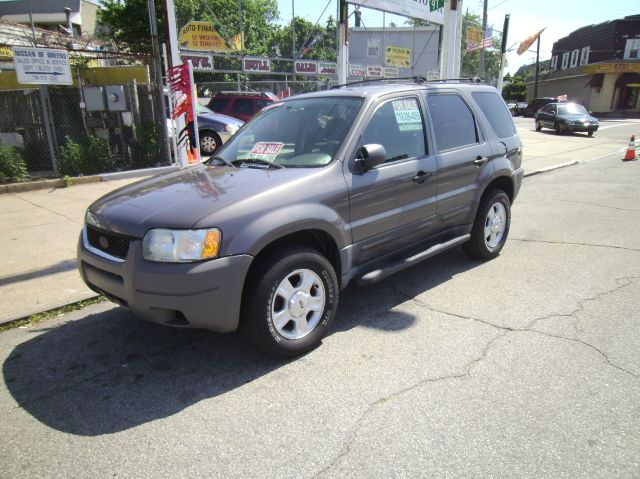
[{"left": 0, "top": 133, "right": 632, "bottom": 325}]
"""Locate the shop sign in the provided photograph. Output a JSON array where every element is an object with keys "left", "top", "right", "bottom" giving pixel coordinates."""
[
  {"left": 318, "top": 62, "right": 337, "bottom": 76},
  {"left": 294, "top": 60, "right": 318, "bottom": 75},
  {"left": 349, "top": 64, "right": 365, "bottom": 77},
  {"left": 385, "top": 46, "right": 411, "bottom": 68},
  {"left": 366, "top": 65, "right": 384, "bottom": 78},
  {"left": 243, "top": 57, "right": 271, "bottom": 72},
  {"left": 180, "top": 53, "right": 214, "bottom": 71},
  {"left": 179, "top": 21, "right": 242, "bottom": 52}
]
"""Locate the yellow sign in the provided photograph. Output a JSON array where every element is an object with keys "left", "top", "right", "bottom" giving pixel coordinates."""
[
  {"left": 466, "top": 27, "right": 482, "bottom": 44},
  {"left": 385, "top": 46, "right": 411, "bottom": 68},
  {"left": 0, "top": 45, "right": 13, "bottom": 59},
  {"left": 583, "top": 63, "right": 640, "bottom": 74},
  {"left": 179, "top": 22, "right": 242, "bottom": 52}
]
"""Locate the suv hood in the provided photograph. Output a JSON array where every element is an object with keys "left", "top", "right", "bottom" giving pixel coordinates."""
[{"left": 87, "top": 164, "right": 314, "bottom": 238}]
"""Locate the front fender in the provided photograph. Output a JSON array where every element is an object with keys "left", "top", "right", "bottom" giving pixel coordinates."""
[{"left": 223, "top": 203, "right": 350, "bottom": 257}]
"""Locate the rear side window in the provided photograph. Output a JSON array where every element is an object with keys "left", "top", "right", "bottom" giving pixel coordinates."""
[
  {"left": 471, "top": 92, "right": 516, "bottom": 138},
  {"left": 256, "top": 99, "right": 271, "bottom": 110},
  {"left": 232, "top": 99, "right": 254, "bottom": 114},
  {"left": 209, "top": 98, "right": 230, "bottom": 112},
  {"left": 427, "top": 94, "right": 478, "bottom": 150}
]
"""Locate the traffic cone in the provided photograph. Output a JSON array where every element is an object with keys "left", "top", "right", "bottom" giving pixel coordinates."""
[{"left": 623, "top": 135, "right": 637, "bottom": 161}]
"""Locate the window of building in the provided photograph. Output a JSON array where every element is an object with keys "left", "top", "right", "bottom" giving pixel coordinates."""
[
  {"left": 550, "top": 56, "right": 558, "bottom": 71},
  {"left": 561, "top": 52, "right": 570, "bottom": 69},
  {"left": 570, "top": 49, "right": 579, "bottom": 68},
  {"left": 580, "top": 46, "right": 590, "bottom": 65},
  {"left": 471, "top": 92, "right": 515, "bottom": 139},
  {"left": 427, "top": 94, "right": 479, "bottom": 151},
  {"left": 361, "top": 97, "right": 426, "bottom": 162},
  {"left": 624, "top": 39, "right": 640, "bottom": 60}
]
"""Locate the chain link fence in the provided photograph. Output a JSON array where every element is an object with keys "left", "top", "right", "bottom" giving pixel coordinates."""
[{"left": 0, "top": 51, "right": 168, "bottom": 181}]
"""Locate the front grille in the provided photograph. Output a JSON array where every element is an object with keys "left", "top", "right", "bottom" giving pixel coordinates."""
[{"left": 86, "top": 225, "right": 132, "bottom": 260}]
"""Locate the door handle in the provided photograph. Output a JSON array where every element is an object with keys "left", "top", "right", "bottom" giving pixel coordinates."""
[
  {"left": 412, "top": 170, "right": 431, "bottom": 184},
  {"left": 473, "top": 156, "right": 489, "bottom": 166}
]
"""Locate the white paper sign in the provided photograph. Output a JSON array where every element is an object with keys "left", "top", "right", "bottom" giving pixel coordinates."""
[{"left": 13, "top": 47, "right": 72, "bottom": 85}]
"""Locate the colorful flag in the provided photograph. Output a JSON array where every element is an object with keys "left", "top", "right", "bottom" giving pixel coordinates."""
[
  {"left": 517, "top": 28, "right": 546, "bottom": 56},
  {"left": 466, "top": 27, "right": 493, "bottom": 52},
  {"left": 300, "top": 32, "right": 322, "bottom": 57},
  {"left": 557, "top": 94, "right": 567, "bottom": 102}
]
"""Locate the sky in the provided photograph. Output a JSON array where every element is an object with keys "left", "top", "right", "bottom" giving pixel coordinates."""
[{"left": 276, "top": 0, "right": 640, "bottom": 75}]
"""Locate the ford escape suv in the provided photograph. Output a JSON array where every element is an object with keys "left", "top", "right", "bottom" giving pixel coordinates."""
[{"left": 78, "top": 78, "right": 524, "bottom": 357}]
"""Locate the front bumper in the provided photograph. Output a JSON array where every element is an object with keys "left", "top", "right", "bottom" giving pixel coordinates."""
[
  {"left": 78, "top": 228, "right": 253, "bottom": 332},
  {"left": 564, "top": 123, "right": 599, "bottom": 132}
]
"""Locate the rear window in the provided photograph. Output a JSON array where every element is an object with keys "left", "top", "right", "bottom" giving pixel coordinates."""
[
  {"left": 427, "top": 94, "right": 479, "bottom": 150},
  {"left": 471, "top": 92, "right": 516, "bottom": 139},
  {"left": 209, "top": 98, "right": 230, "bottom": 112}
]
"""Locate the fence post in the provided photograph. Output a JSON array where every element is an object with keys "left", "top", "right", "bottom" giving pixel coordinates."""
[{"left": 39, "top": 85, "right": 58, "bottom": 175}]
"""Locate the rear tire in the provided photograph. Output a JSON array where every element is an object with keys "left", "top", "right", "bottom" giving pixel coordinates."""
[
  {"left": 463, "top": 190, "right": 511, "bottom": 260},
  {"left": 554, "top": 122, "right": 561, "bottom": 135},
  {"left": 240, "top": 247, "right": 339, "bottom": 357},
  {"left": 588, "top": 130, "right": 594, "bottom": 137}
]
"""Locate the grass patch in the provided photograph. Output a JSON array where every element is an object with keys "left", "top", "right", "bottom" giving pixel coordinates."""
[{"left": 0, "top": 296, "right": 106, "bottom": 333}]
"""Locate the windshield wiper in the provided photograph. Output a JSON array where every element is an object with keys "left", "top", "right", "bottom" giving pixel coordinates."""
[
  {"left": 206, "top": 156, "right": 235, "bottom": 167},
  {"left": 230, "top": 158, "right": 285, "bottom": 169}
]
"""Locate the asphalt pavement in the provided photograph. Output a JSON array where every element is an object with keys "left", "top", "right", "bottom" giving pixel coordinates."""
[{"left": 0, "top": 125, "right": 639, "bottom": 477}]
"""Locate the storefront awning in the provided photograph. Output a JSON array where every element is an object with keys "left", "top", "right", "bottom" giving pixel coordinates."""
[{"left": 585, "top": 73, "right": 603, "bottom": 88}]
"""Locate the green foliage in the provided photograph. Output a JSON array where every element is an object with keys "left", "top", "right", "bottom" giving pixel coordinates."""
[
  {"left": 58, "top": 136, "right": 83, "bottom": 177},
  {"left": 63, "top": 175, "right": 72, "bottom": 187},
  {"left": 133, "top": 122, "right": 164, "bottom": 168},
  {"left": 99, "top": 0, "right": 280, "bottom": 56},
  {"left": 268, "top": 16, "right": 337, "bottom": 60},
  {"left": 82, "top": 136, "right": 114, "bottom": 175},
  {"left": 0, "top": 143, "right": 29, "bottom": 183},
  {"left": 461, "top": 12, "right": 501, "bottom": 80},
  {"left": 502, "top": 74, "right": 527, "bottom": 101},
  {"left": 58, "top": 136, "right": 114, "bottom": 177}
]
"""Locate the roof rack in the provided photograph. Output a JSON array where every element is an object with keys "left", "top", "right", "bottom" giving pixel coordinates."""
[
  {"left": 330, "top": 76, "right": 485, "bottom": 89},
  {"left": 217, "top": 91, "right": 273, "bottom": 97}
]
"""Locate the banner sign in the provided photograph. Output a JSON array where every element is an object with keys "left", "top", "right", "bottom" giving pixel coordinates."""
[
  {"left": 366, "top": 65, "right": 384, "bottom": 78},
  {"left": 385, "top": 46, "right": 411, "bottom": 68},
  {"left": 13, "top": 47, "right": 72, "bottom": 85},
  {"left": 583, "top": 62, "right": 640, "bottom": 74},
  {"left": 294, "top": 60, "right": 318, "bottom": 75},
  {"left": 179, "top": 53, "right": 213, "bottom": 71},
  {"left": 179, "top": 22, "right": 242, "bottom": 52},
  {"left": 318, "top": 62, "right": 337, "bottom": 76},
  {"left": 347, "top": 0, "right": 444, "bottom": 24},
  {"left": 243, "top": 57, "right": 271, "bottom": 72},
  {"left": 384, "top": 66, "right": 399, "bottom": 78},
  {"left": 349, "top": 64, "right": 366, "bottom": 77}
]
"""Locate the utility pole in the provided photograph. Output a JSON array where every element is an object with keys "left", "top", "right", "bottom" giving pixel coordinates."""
[
  {"left": 440, "top": 0, "right": 463, "bottom": 79},
  {"left": 479, "top": 0, "right": 488, "bottom": 78},
  {"left": 534, "top": 34, "right": 541, "bottom": 98},
  {"left": 496, "top": 14, "right": 509, "bottom": 92},
  {"left": 337, "top": 0, "right": 348, "bottom": 84},
  {"left": 238, "top": 0, "right": 244, "bottom": 50},
  {"left": 291, "top": 0, "right": 296, "bottom": 58}
]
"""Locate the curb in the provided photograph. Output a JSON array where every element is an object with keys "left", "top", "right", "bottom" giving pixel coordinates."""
[
  {"left": 523, "top": 160, "right": 580, "bottom": 178},
  {"left": 0, "top": 165, "right": 179, "bottom": 194}
]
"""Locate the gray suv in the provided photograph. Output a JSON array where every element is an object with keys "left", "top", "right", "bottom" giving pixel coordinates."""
[{"left": 78, "top": 79, "right": 524, "bottom": 357}]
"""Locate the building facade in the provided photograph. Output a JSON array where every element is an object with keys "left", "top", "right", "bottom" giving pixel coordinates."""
[{"left": 526, "top": 15, "right": 640, "bottom": 114}]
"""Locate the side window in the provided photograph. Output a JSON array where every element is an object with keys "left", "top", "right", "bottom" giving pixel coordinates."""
[
  {"left": 471, "top": 91, "right": 516, "bottom": 139},
  {"left": 361, "top": 97, "right": 426, "bottom": 163},
  {"left": 427, "top": 94, "right": 479, "bottom": 150},
  {"left": 232, "top": 99, "right": 253, "bottom": 115},
  {"left": 256, "top": 99, "right": 270, "bottom": 110},
  {"left": 209, "top": 98, "right": 230, "bottom": 112}
]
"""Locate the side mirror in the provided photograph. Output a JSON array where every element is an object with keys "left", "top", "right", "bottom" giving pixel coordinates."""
[{"left": 356, "top": 144, "right": 386, "bottom": 172}]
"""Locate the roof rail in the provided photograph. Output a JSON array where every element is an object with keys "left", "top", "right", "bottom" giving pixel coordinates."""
[{"left": 330, "top": 76, "right": 486, "bottom": 89}]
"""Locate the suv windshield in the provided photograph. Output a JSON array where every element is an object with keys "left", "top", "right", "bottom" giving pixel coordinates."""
[{"left": 215, "top": 97, "right": 363, "bottom": 168}]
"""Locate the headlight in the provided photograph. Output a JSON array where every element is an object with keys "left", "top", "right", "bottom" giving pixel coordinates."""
[
  {"left": 142, "top": 228, "right": 221, "bottom": 262},
  {"left": 225, "top": 124, "right": 239, "bottom": 134}
]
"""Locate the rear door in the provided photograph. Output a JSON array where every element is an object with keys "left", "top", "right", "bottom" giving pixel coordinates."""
[
  {"left": 425, "top": 91, "right": 494, "bottom": 230},
  {"left": 345, "top": 94, "right": 438, "bottom": 265}
]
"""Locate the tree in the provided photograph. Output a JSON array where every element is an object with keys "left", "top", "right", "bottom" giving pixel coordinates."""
[
  {"left": 267, "top": 16, "right": 337, "bottom": 60},
  {"left": 98, "top": 0, "right": 279, "bottom": 55},
  {"left": 501, "top": 74, "right": 527, "bottom": 101},
  {"left": 460, "top": 12, "right": 500, "bottom": 80}
]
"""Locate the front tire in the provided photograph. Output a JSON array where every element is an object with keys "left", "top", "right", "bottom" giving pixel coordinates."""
[
  {"left": 588, "top": 130, "right": 594, "bottom": 137},
  {"left": 199, "top": 130, "right": 221, "bottom": 155},
  {"left": 463, "top": 190, "right": 511, "bottom": 260},
  {"left": 240, "top": 247, "right": 339, "bottom": 357}
]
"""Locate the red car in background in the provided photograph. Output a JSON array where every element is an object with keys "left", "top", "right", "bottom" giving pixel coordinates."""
[{"left": 207, "top": 91, "right": 277, "bottom": 122}]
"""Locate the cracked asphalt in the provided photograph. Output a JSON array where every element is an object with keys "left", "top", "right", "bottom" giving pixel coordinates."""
[{"left": 1, "top": 154, "right": 639, "bottom": 478}]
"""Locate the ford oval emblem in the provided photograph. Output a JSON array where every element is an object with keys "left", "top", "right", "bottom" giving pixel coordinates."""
[{"left": 99, "top": 236, "right": 109, "bottom": 249}]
